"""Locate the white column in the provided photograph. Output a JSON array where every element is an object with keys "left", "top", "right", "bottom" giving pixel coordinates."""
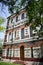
[
  {"left": 19, "top": 29, "right": 21, "bottom": 39},
  {"left": 11, "top": 49, "right": 13, "bottom": 57},
  {"left": 13, "top": 31, "right": 15, "bottom": 41},
  {"left": 7, "top": 33, "right": 9, "bottom": 42},
  {"left": 3, "top": 49, "right": 7, "bottom": 57},
  {"left": 25, "top": 12, "right": 27, "bottom": 18},
  {"left": 20, "top": 14, "right": 21, "bottom": 20},
  {"left": 2, "top": 49, "right": 5, "bottom": 56},
  {"left": 8, "top": 49, "right": 10, "bottom": 57},
  {"left": 5, "top": 49, "right": 7, "bottom": 56},
  {"left": 28, "top": 26, "right": 30, "bottom": 38},
  {"left": 18, "top": 15, "right": 20, "bottom": 21}
]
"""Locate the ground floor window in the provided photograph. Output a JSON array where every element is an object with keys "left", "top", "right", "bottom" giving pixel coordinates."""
[
  {"left": 24, "top": 48, "right": 31, "bottom": 58},
  {"left": 33, "top": 47, "right": 41, "bottom": 58},
  {"left": 6, "top": 48, "right": 9, "bottom": 57},
  {"left": 3, "top": 47, "right": 41, "bottom": 59},
  {"left": 13, "top": 48, "right": 20, "bottom": 57}
]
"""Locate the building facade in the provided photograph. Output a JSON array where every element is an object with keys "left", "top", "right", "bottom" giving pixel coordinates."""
[{"left": 2, "top": 9, "right": 43, "bottom": 63}]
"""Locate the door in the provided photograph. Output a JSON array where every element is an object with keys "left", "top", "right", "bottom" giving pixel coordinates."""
[{"left": 20, "top": 46, "right": 24, "bottom": 60}]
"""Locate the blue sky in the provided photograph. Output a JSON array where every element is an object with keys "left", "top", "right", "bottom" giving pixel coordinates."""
[
  {"left": 0, "top": 4, "right": 10, "bottom": 39},
  {"left": 0, "top": 1, "right": 19, "bottom": 39}
]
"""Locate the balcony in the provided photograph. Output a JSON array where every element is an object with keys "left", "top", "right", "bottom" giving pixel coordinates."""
[{"left": 4, "top": 36, "right": 43, "bottom": 45}]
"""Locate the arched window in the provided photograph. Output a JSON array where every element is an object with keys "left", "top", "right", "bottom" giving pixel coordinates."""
[
  {"left": 9, "top": 32, "right": 12, "bottom": 41},
  {"left": 21, "top": 13, "right": 24, "bottom": 19},
  {"left": 16, "top": 16, "right": 18, "bottom": 22}
]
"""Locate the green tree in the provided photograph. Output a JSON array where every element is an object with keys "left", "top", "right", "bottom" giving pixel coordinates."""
[
  {"left": 0, "top": 0, "right": 43, "bottom": 36},
  {"left": 0, "top": 17, "right": 5, "bottom": 31},
  {"left": 0, "top": 0, "right": 20, "bottom": 14},
  {"left": 20, "top": 0, "right": 43, "bottom": 37}
]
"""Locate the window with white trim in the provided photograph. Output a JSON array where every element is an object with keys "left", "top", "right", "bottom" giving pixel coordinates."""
[
  {"left": 21, "top": 13, "right": 24, "bottom": 19},
  {"left": 16, "top": 16, "right": 18, "bottom": 22},
  {"left": 33, "top": 47, "right": 41, "bottom": 58},
  {"left": 15, "top": 30, "right": 19, "bottom": 38},
  {"left": 9, "top": 19, "right": 14, "bottom": 28},
  {"left": 8, "top": 32, "right": 12, "bottom": 41}
]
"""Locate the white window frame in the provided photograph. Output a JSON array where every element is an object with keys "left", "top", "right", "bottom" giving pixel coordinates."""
[
  {"left": 24, "top": 27, "right": 28, "bottom": 36},
  {"left": 15, "top": 30, "right": 19, "bottom": 38}
]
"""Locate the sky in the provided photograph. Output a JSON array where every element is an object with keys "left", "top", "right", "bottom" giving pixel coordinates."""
[
  {"left": 0, "top": 3, "right": 10, "bottom": 39},
  {"left": 0, "top": 1, "right": 20, "bottom": 40}
]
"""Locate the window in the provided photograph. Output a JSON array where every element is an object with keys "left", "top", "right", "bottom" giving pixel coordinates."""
[
  {"left": 11, "top": 19, "right": 13, "bottom": 23},
  {"left": 16, "top": 30, "right": 19, "bottom": 37},
  {"left": 16, "top": 16, "right": 18, "bottom": 22},
  {"left": 21, "top": 13, "right": 24, "bottom": 19},
  {"left": 9, "top": 32, "right": 11, "bottom": 35},
  {"left": 25, "top": 49, "right": 31, "bottom": 58},
  {"left": 15, "top": 31, "right": 16, "bottom": 38},
  {"left": 33, "top": 47, "right": 41, "bottom": 58},
  {"left": 9, "top": 32, "right": 12, "bottom": 41},
  {"left": 7, "top": 48, "right": 9, "bottom": 57},
  {"left": 15, "top": 30, "right": 19, "bottom": 38},
  {"left": 9, "top": 19, "right": 14, "bottom": 28},
  {"left": 21, "top": 28, "right": 24, "bottom": 39}
]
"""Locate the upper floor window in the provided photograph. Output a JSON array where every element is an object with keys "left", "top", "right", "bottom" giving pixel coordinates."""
[
  {"left": 11, "top": 19, "right": 13, "bottom": 23},
  {"left": 9, "top": 32, "right": 11, "bottom": 35},
  {"left": 15, "top": 30, "right": 19, "bottom": 38},
  {"left": 15, "top": 31, "right": 16, "bottom": 38},
  {"left": 9, "top": 19, "right": 14, "bottom": 28},
  {"left": 21, "top": 28, "right": 24, "bottom": 39},
  {"left": 21, "top": 13, "right": 24, "bottom": 19},
  {"left": 9, "top": 32, "right": 12, "bottom": 41},
  {"left": 16, "top": 16, "right": 18, "bottom": 22}
]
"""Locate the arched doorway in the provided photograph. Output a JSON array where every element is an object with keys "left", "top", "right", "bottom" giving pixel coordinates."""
[{"left": 20, "top": 46, "right": 24, "bottom": 60}]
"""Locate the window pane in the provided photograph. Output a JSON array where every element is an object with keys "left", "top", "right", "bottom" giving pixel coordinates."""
[
  {"left": 15, "top": 31, "right": 16, "bottom": 38},
  {"left": 16, "top": 16, "right": 18, "bottom": 22},
  {"left": 21, "top": 13, "right": 24, "bottom": 19},
  {"left": 21, "top": 28, "right": 24, "bottom": 39}
]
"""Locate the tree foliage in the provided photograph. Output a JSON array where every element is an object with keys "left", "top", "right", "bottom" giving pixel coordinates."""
[
  {"left": 0, "top": 0, "right": 20, "bottom": 13},
  {"left": 0, "top": 0, "right": 43, "bottom": 36},
  {"left": 20, "top": 0, "right": 43, "bottom": 37},
  {"left": 0, "top": 17, "right": 5, "bottom": 31}
]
